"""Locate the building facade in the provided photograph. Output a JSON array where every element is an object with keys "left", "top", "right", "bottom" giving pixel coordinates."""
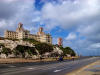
[
  {"left": 4, "top": 23, "right": 52, "bottom": 44},
  {"left": 57, "top": 37, "right": 63, "bottom": 47}
]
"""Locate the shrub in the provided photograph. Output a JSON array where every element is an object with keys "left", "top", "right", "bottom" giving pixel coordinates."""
[
  {"left": 0, "top": 43, "right": 5, "bottom": 47},
  {"left": 15, "top": 45, "right": 37, "bottom": 57},
  {"left": 0, "top": 37, "right": 5, "bottom": 40},
  {"left": 2, "top": 47, "right": 12, "bottom": 56},
  {"left": 35, "top": 43, "right": 53, "bottom": 54},
  {"left": 59, "top": 46, "right": 76, "bottom": 56}
]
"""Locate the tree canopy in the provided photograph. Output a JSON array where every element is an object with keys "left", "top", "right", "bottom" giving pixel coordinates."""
[
  {"left": 15, "top": 45, "right": 37, "bottom": 57},
  {"left": 35, "top": 43, "right": 53, "bottom": 55},
  {"left": 59, "top": 46, "right": 76, "bottom": 56}
]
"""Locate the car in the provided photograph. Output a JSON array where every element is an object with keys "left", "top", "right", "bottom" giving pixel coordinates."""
[{"left": 59, "top": 57, "right": 63, "bottom": 61}]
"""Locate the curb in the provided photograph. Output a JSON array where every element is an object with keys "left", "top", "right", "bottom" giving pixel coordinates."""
[
  {"left": 0, "top": 57, "right": 79, "bottom": 64},
  {"left": 66, "top": 60, "right": 100, "bottom": 75}
]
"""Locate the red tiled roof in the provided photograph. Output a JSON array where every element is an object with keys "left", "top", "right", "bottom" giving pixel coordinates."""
[
  {"left": 39, "top": 27, "right": 43, "bottom": 28},
  {"left": 19, "top": 22, "right": 22, "bottom": 24}
]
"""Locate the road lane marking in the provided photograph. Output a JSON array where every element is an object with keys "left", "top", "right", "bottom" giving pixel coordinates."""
[
  {"left": 8, "top": 66, "right": 16, "bottom": 67},
  {"left": 64, "top": 67, "right": 69, "bottom": 69},
  {"left": 53, "top": 67, "right": 69, "bottom": 72},
  {"left": 54, "top": 70, "right": 61, "bottom": 72},
  {"left": 1, "top": 57, "right": 99, "bottom": 75},
  {"left": 42, "top": 67, "right": 57, "bottom": 70},
  {"left": 28, "top": 68, "right": 35, "bottom": 69}
]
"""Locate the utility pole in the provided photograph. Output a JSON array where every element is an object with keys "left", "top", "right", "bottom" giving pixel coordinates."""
[{"left": 80, "top": 52, "right": 81, "bottom": 57}]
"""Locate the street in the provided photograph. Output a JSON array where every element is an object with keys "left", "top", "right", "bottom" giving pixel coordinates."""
[{"left": 0, "top": 57, "right": 100, "bottom": 75}]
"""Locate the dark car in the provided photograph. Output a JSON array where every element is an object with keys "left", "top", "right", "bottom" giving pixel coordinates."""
[{"left": 59, "top": 57, "right": 63, "bottom": 61}]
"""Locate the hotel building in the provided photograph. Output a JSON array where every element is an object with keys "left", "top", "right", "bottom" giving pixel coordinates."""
[{"left": 4, "top": 23, "right": 52, "bottom": 44}]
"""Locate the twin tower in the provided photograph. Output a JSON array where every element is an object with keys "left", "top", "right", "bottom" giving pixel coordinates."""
[{"left": 4, "top": 23, "right": 52, "bottom": 44}]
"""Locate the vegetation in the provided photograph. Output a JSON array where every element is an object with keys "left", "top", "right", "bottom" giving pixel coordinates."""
[
  {"left": 0, "top": 37, "right": 76, "bottom": 57},
  {"left": 0, "top": 43, "right": 12, "bottom": 55},
  {"left": 14, "top": 45, "right": 37, "bottom": 57},
  {"left": 59, "top": 46, "right": 76, "bottom": 56},
  {"left": 23, "top": 38, "right": 54, "bottom": 55},
  {"left": 0, "top": 37, "right": 5, "bottom": 40},
  {"left": 35, "top": 43, "right": 53, "bottom": 54},
  {"left": 0, "top": 37, "right": 19, "bottom": 41},
  {"left": 23, "top": 38, "right": 40, "bottom": 45},
  {"left": 2, "top": 47, "right": 12, "bottom": 56},
  {"left": 0, "top": 43, "right": 5, "bottom": 47}
]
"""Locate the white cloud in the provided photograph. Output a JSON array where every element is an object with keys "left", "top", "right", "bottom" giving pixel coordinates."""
[
  {"left": 65, "top": 32, "right": 77, "bottom": 41},
  {"left": 39, "top": 0, "right": 100, "bottom": 55},
  {"left": 0, "top": 0, "right": 39, "bottom": 37},
  {"left": 41, "top": 0, "right": 100, "bottom": 29},
  {"left": 29, "top": 26, "right": 39, "bottom": 34},
  {"left": 0, "top": 0, "right": 100, "bottom": 55},
  {"left": 89, "top": 43, "right": 100, "bottom": 49}
]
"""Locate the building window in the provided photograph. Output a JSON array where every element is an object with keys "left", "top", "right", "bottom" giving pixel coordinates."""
[
  {"left": 48, "top": 39, "right": 50, "bottom": 42},
  {"left": 25, "top": 32, "right": 28, "bottom": 35},
  {"left": 25, "top": 36, "right": 28, "bottom": 38}
]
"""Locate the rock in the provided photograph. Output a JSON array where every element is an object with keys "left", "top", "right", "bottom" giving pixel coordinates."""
[
  {"left": 8, "top": 53, "right": 15, "bottom": 58},
  {"left": 42, "top": 47, "right": 63, "bottom": 58},
  {"left": 67, "top": 54, "right": 71, "bottom": 57},
  {"left": 25, "top": 52, "right": 28, "bottom": 56},
  {"left": 52, "top": 47, "right": 63, "bottom": 55},
  {"left": 0, "top": 39, "right": 35, "bottom": 51},
  {"left": 0, "top": 53, "right": 7, "bottom": 58},
  {"left": 0, "top": 46, "right": 2, "bottom": 52},
  {"left": 32, "top": 55, "right": 38, "bottom": 59}
]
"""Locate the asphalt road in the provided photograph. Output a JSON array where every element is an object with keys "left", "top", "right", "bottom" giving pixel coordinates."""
[{"left": 0, "top": 57, "right": 100, "bottom": 75}]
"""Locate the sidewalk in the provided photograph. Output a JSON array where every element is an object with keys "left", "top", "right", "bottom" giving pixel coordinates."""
[
  {"left": 67, "top": 60, "right": 100, "bottom": 75},
  {"left": 0, "top": 57, "right": 79, "bottom": 64},
  {"left": 0, "top": 58, "right": 56, "bottom": 64}
]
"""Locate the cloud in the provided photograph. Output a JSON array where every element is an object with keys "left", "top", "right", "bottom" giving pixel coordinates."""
[
  {"left": 89, "top": 43, "right": 100, "bottom": 49},
  {"left": 65, "top": 32, "right": 77, "bottom": 41},
  {"left": 41, "top": 0, "right": 100, "bottom": 29},
  {"left": 29, "top": 26, "right": 40, "bottom": 34},
  {"left": 39, "top": 0, "right": 100, "bottom": 55},
  {"left": 0, "top": 0, "right": 100, "bottom": 55},
  {"left": 0, "top": 0, "right": 39, "bottom": 37}
]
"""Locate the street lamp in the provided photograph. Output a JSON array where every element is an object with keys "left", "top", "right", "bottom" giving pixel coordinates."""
[{"left": 98, "top": 52, "right": 99, "bottom": 57}]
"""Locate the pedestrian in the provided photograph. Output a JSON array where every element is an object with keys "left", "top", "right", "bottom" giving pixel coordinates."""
[
  {"left": 25, "top": 56, "right": 27, "bottom": 59},
  {"left": 40, "top": 56, "right": 42, "bottom": 61},
  {"left": 56, "top": 57, "right": 57, "bottom": 61},
  {"left": 72, "top": 56, "right": 74, "bottom": 61}
]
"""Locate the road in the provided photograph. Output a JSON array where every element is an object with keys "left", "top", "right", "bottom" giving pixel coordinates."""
[{"left": 0, "top": 57, "right": 99, "bottom": 75}]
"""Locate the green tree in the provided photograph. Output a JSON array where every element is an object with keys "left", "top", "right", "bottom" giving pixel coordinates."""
[
  {"left": 0, "top": 43, "right": 5, "bottom": 47},
  {"left": 59, "top": 46, "right": 76, "bottom": 56},
  {"left": 35, "top": 43, "right": 53, "bottom": 54},
  {"left": 2, "top": 47, "right": 12, "bottom": 56},
  {"left": 15, "top": 45, "right": 37, "bottom": 57}
]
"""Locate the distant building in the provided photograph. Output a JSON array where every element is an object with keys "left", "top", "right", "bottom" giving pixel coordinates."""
[
  {"left": 4, "top": 23, "right": 52, "bottom": 44},
  {"left": 57, "top": 37, "right": 63, "bottom": 47}
]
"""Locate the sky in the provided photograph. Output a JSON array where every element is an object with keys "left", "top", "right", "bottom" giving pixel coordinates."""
[{"left": 0, "top": 0, "right": 100, "bottom": 56}]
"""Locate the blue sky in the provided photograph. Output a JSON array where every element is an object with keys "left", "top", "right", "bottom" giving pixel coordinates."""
[{"left": 0, "top": 0, "right": 100, "bottom": 56}]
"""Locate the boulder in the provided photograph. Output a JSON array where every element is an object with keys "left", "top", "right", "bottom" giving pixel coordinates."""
[
  {"left": 0, "top": 53, "right": 7, "bottom": 58},
  {"left": 8, "top": 53, "right": 15, "bottom": 58},
  {"left": 32, "top": 55, "right": 38, "bottom": 59}
]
